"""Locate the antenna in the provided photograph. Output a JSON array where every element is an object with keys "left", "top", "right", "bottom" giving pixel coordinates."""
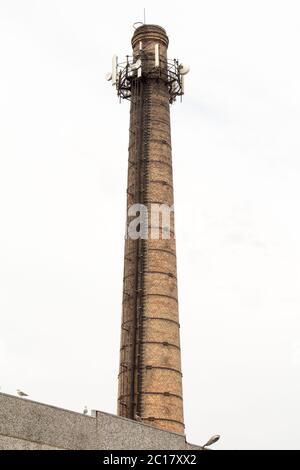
[
  {"left": 180, "top": 76, "right": 185, "bottom": 94},
  {"left": 143, "top": 8, "right": 146, "bottom": 24},
  {"left": 112, "top": 54, "right": 118, "bottom": 86},
  {"left": 178, "top": 64, "right": 190, "bottom": 75},
  {"left": 130, "top": 58, "right": 142, "bottom": 71},
  {"left": 107, "top": 31, "right": 188, "bottom": 102},
  {"left": 155, "top": 44, "right": 160, "bottom": 68}
]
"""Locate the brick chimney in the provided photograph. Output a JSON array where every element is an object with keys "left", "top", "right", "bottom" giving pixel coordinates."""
[{"left": 116, "top": 24, "right": 185, "bottom": 435}]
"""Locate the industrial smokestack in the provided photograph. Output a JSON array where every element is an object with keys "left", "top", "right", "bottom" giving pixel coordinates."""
[{"left": 109, "top": 24, "right": 188, "bottom": 435}]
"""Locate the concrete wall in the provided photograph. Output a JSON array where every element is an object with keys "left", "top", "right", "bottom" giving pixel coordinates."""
[{"left": 0, "top": 393, "right": 201, "bottom": 450}]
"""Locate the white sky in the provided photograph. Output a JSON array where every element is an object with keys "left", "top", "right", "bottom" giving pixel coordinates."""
[{"left": 0, "top": 0, "right": 300, "bottom": 450}]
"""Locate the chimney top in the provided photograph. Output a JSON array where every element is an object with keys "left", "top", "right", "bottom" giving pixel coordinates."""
[{"left": 132, "top": 24, "right": 169, "bottom": 49}]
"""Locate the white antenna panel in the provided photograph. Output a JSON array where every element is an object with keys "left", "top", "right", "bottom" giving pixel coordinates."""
[
  {"left": 155, "top": 44, "right": 160, "bottom": 67},
  {"left": 112, "top": 54, "right": 118, "bottom": 86},
  {"left": 130, "top": 58, "right": 142, "bottom": 71},
  {"left": 181, "top": 76, "right": 185, "bottom": 94}
]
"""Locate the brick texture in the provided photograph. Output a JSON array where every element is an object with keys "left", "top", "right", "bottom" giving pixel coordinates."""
[{"left": 118, "top": 25, "right": 184, "bottom": 435}]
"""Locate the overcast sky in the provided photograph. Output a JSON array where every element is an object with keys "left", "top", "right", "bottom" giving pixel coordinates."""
[{"left": 1, "top": 0, "right": 300, "bottom": 450}]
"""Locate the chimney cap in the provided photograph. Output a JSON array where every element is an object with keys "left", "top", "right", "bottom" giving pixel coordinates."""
[{"left": 132, "top": 24, "right": 169, "bottom": 49}]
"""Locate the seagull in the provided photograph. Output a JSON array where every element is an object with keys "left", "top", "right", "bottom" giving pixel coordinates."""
[
  {"left": 134, "top": 414, "right": 142, "bottom": 422},
  {"left": 16, "top": 389, "right": 28, "bottom": 398},
  {"left": 83, "top": 406, "right": 88, "bottom": 415}
]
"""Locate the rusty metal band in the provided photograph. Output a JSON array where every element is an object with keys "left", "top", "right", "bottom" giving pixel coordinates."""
[
  {"left": 121, "top": 316, "right": 180, "bottom": 327},
  {"left": 148, "top": 139, "right": 172, "bottom": 149},
  {"left": 142, "top": 340, "right": 180, "bottom": 350},
  {"left": 128, "top": 159, "right": 173, "bottom": 170},
  {"left": 119, "top": 363, "right": 182, "bottom": 375},
  {"left": 143, "top": 201, "right": 174, "bottom": 207},
  {"left": 123, "top": 288, "right": 178, "bottom": 302},
  {"left": 118, "top": 365, "right": 182, "bottom": 377},
  {"left": 123, "top": 247, "right": 176, "bottom": 259},
  {"left": 142, "top": 293, "right": 178, "bottom": 303},
  {"left": 148, "top": 179, "right": 173, "bottom": 188},
  {"left": 120, "top": 341, "right": 180, "bottom": 351},
  {"left": 143, "top": 316, "right": 180, "bottom": 327},
  {"left": 118, "top": 391, "right": 183, "bottom": 401},
  {"left": 126, "top": 178, "right": 173, "bottom": 193},
  {"left": 146, "top": 118, "right": 170, "bottom": 127},
  {"left": 147, "top": 247, "right": 176, "bottom": 257},
  {"left": 143, "top": 417, "right": 185, "bottom": 427},
  {"left": 123, "top": 271, "right": 177, "bottom": 281},
  {"left": 143, "top": 365, "right": 182, "bottom": 375},
  {"left": 120, "top": 340, "right": 180, "bottom": 352},
  {"left": 129, "top": 137, "right": 171, "bottom": 151},
  {"left": 144, "top": 270, "right": 177, "bottom": 279}
]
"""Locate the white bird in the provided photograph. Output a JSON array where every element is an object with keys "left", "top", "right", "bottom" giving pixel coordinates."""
[
  {"left": 16, "top": 389, "right": 28, "bottom": 398},
  {"left": 83, "top": 406, "right": 88, "bottom": 415}
]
